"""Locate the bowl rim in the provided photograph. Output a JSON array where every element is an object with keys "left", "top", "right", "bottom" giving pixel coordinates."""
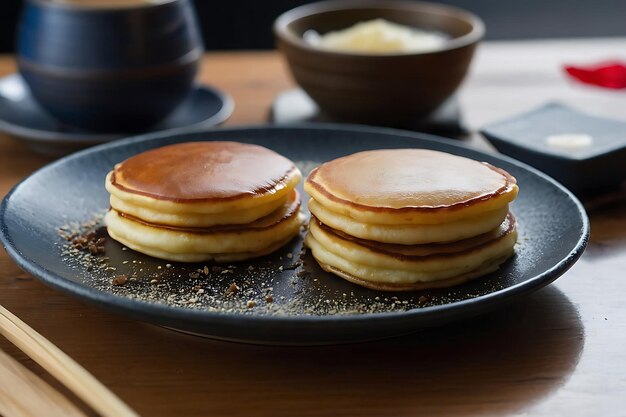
[{"left": 274, "top": 0, "right": 485, "bottom": 57}]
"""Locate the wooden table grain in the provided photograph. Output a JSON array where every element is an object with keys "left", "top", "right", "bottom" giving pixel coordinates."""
[{"left": 1, "top": 39, "right": 625, "bottom": 417}]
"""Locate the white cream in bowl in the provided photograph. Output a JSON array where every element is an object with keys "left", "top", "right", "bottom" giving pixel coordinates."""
[{"left": 304, "top": 19, "right": 447, "bottom": 54}]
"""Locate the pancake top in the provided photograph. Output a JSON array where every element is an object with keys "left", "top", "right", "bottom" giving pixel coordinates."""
[
  {"left": 307, "top": 149, "right": 516, "bottom": 210},
  {"left": 110, "top": 142, "right": 300, "bottom": 202}
]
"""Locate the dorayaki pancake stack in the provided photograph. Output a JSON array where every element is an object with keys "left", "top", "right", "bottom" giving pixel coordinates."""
[
  {"left": 104, "top": 142, "right": 303, "bottom": 262},
  {"left": 304, "top": 149, "right": 519, "bottom": 291}
]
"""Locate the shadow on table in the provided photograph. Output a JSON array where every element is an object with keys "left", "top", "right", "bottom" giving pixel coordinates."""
[
  {"left": 138, "top": 285, "right": 584, "bottom": 417},
  {"left": 584, "top": 185, "right": 626, "bottom": 260}
]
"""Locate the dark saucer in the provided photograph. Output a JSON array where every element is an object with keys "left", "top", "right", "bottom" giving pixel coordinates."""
[
  {"left": 0, "top": 74, "right": 234, "bottom": 156},
  {"left": 270, "top": 88, "right": 465, "bottom": 136}
]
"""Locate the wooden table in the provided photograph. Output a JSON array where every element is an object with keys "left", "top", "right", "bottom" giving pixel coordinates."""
[{"left": 1, "top": 39, "right": 625, "bottom": 416}]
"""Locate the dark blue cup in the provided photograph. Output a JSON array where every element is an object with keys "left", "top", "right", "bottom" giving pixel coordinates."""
[{"left": 17, "top": 0, "right": 203, "bottom": 132}]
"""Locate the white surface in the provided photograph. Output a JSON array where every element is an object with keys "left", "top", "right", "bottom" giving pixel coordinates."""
[{"left": 461, "top": 37, "right": 626, "bottom": 130}]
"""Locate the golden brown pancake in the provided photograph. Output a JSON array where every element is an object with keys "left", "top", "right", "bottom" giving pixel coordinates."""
[
  {"left": 315, "top": 213, "right": 515, "bottom": 259},
  {"left": 303, "top": 149, "right": 519, "bottom": 290},
  {"left": 105, "top": 191, "right": 304, "bottom": 263},
  {"left": 111, "top": 141, "right": 299, "bottom": 203},
  {"left": 316, "top": 254, "right": 513, "bottom": 291},
  {"left": 305, "top": 149, "right": 517, "bottom": 224},
  {"left": 107, "top": 142, "right": 302, "bottom": 219},
  {"left": 305, "top": 214, "right": 517, "bottom": 288},
  {"left": 308, "top": 197, "right": 510, "bottom": 244},
  {"left": 104, "top": 142, "right": 303, "bottom": 262},
  {"left": 108, "top": 185, "right": 290, "bottom": 227}
]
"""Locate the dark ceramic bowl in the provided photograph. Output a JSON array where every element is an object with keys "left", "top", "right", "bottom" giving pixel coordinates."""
[
  {"left": 17, "top": 0, "right": 203, "bottom": 132},
  {"left": 274, "top": 0, "right": 484, "bottom": 128}
]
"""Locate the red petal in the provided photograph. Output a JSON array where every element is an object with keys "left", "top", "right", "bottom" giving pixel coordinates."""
[{"left": 564, "top": 61, "right": 626, "bottom": 89}]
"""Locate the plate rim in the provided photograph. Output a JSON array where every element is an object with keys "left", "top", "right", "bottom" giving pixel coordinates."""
[
  {"left": 0, "top": 123, "right": 590, "bottom": 326},
  {"left": 0, "top": 73, "right": 235, "bottom": 144}
]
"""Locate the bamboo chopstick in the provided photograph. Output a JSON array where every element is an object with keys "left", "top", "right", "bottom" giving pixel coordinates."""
[
  {"left": 0, "top": 305, "right": 139, "bottom": 417},
  {"left": 0, "top": 348, "right": 88, "bottom": 417}
]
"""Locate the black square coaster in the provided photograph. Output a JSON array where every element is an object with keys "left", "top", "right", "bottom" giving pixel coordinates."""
[{"left": 481, "top": 102, "right": 626, "bottom": 197}]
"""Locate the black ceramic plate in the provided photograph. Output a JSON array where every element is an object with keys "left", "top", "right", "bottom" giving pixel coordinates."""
[
  {"left": 0, "top": 125, "right": 588, "bottom": 345},
  {"left": 0, "top": 74, "right": 234, "bottom": 156},
  {"left": 481, "top": 103, "right": 626, "bottom": 197}
]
